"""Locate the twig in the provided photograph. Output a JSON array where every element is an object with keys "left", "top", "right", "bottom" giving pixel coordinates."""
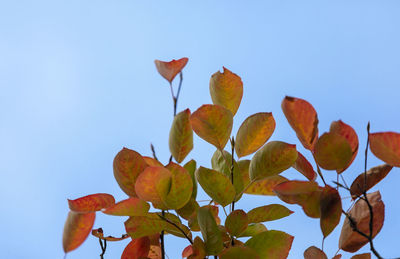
[
  {"left": 157, "top": 213, "right": 193, "bottom": 245},
  {"left": 312, "top": 157, "right": 327, "bottom": 186},
  {"left": 150, "top": 143, "right": 159, "bottom": 161},
  {"left": 161, "top": 210, "right": 166, "bottom": 259},
  {"left": 98, "top": 238, "right": 107, "bottom": 259},
  {"left": 229, "top": 137, "right": 235, "bottom": 247}
]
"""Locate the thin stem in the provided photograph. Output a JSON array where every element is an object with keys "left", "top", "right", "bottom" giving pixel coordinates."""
[
  {"left": 98, "top": 238, "right": 107, "bottom": 259},
  {"left": 340, "top": 174, "right": 350, "bottom": 190},
  {"left": 174, "top": 72, "right": 183, "bottom": 116},
  {"left": 161, "top": 210, "right": 166, "bottom": 259},
  {"left": 157, "top": 213, "right": 193, "bottom": 244},
  {"left": 150, "top": 143, "right": 159, "bottom": 161},
  {"left": 230, "top": 137, "right": 235, "bottom": 212},
  {"left": 313, "top": 157, "right": 327, "bottom": 186}
]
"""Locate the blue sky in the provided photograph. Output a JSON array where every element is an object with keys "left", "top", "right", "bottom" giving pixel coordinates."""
[{"left": 1, "top": 1, "right": 400, "bottom": 258}]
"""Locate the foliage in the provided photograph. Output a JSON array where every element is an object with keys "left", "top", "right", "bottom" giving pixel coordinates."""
[{"left": 62, "top": 57, "right": 400, "bottom": 259}]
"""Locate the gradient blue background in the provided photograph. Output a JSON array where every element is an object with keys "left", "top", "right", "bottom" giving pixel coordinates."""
[{"left": 1, "top": 1, "right": 399, "bottom": 258}]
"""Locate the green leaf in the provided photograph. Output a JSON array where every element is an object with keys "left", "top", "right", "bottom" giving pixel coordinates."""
[
  {"left": 195, "top": 166, "right": 235, "bottom": 207},
  {"left": 209, "top": 67, "right": 243, "bottom": 116},
  {"left": 169, "top": 109, "right": 194, "bottom": 163},
  {"left": 176, "top": 198, "right": 199, "bottom": 220},
  {"left": 238, "top": 223, "right": 268, "bottom": 237},
  {"left": 184, "top": 159, "right": 198, "bottom": 199},
  {"left": 190, "top": 104, "right": 233, "bottom": 150},
  {"left": 225, "top": 210, "right": 248, "bottom": 236},
  {"left": 245, "top": 230, "right": 294, "bottom": 259},
  {"left": 219, "top": 246, "right": 260, "bottom": 259},
  {"left": 247, "top": 204, "right": 293, "bottom": 223},
  {"left": 369, "top": 131, "right": 400, "bottom": 167},
  {"left": 235, "top": 112, "right": 276, "bottom": 158},
  {"left": 197, "top": 206, "right": 224, "bottom": 255},
  {"left": 320, "top": 186, "right": 342, "bottom": 238},
  {"left": 249, "top": 141, "right": 298, "bottom": 181},
  {"left": 102, "top": 197, "right": 150, "bottom": 216},
  {"left": 125, "top": 213, "right": 165, "bottom": 239},
  {"left": 162, "top": 162, "right": 193, "bottom": 209}
]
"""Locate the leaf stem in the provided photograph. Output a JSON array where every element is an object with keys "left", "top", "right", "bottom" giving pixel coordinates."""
[
  {"left": 161, "top": 210, "right": 165, "bottom": 259},
  {"left": 157, "top": 213, "right": 193, "bottom": 245}
]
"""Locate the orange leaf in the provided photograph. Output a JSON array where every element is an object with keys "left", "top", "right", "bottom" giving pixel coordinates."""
[
  {"left": 162, "top": 162, "right": 193, "bottom": 209},
  {"left": 350, "top": 164, "right": 392, "bottom": 199},
  {"left": 209, "top": 67, "right": 243, "bottom": 116},
  {"left": 154, "top": 57, "right": 188, "bottom": 83},
  {"left": 182, "top": 244, "right": 194, "bottom": 258},
  {"left": 143, "top": 156, "right": 163, "bottom": 167},
  {"left": 113, "top": 148, "right": 148, "bottom": 197},
  {"left": 369, "top": 132, "right": 400, "bottom": 167},
  {"left": 330, "top": 120, "right": 359, "bottom": 172},
  {"left": 332, "top": 255, "right": 342, "bottom": 259},
  {"left": 62, "top": 211, "right": 95, "bottom": 253},
  {"left": 339, "top": 191, "right": 385, "bottom": 252},
  {"left": 121, "top": 237, "right": 151, "bottom": 259},
  {"left": 190, "top": 104, "right": 233, "bottom": 150},
  {"left": 281, "top": 96, "right": 319, "bottom": 150},
  {"left": 169, "top": 109, "right": 193, "bottom": 163},
  {"left": 292, "top": 152, "right": 317, "bottom": 181},
  {"left": 314, "top": 132, "right": 352, "bottom": 172},
  {"left": 303, "top": 246, "right": 327, "bottom": 259},
  {"left": 102, "top": 197, "right": 150, "bottom": 216},
  {"left": 68, "top": 193, "right": 115, "bottom": 213},
  {"left": 91, "top": 228, "right": 129, "bottom": 241},
  {"left": 148, "top": 245, "right": 162, "bottom": 259},
  {"left": 235, "top": 112, "right": 276, "bottom": 158},
  {"left": 320, "top": 186, "right": 342, "bottom": 237},
  {"left": 246, "top": 175, "right": 289, "bottom": 196},
  {"left": 350, "top": 253, "right": 371, "bottom": 259}
]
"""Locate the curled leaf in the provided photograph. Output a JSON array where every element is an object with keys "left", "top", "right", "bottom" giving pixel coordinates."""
[
  {"left": 91, "top": 228, "right": 129, "bottom": 241},
  {"left": 68, "top": 193, "right": 115, "bottom": 213},
  {"left": 154, "top": 57, "right": 188, "bottom": 83},
  {"left": 63, "top": 211, "right": 95, "bottom": 253}
]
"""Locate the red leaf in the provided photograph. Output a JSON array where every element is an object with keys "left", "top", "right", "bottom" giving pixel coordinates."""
[
  {"left": 369, "top": 132, "right": 400, "bottom": 167},
  {"left": 320, "top": 186, "right": 342, "bottom": 237},
  {"left": 292, "top": 152, "right": 317, "bottom": 181},
  {"left": 154, "top": 57, "right": 188, "bottom": 83},
  {"left": 182, "top": 245, "right": 193, "bottom": 258},
  {"left": 350, "top": 164, "right": 392, "bottom": 199},
  {"left": 121, "top": 237, "right": 151, "bottom": 259},
  {"left": 68, "top": 193, "right": 115, "bottom": 213},
  {"left": 350, "top": 253, "right": 371, "bottom": 259},
  {"left": 62, "top": 211, "right": 95, "bottom": 253},
  {"left": 102, "top": 197, "right": 150, "bottom": 216},
  {"left": 91, "top": 228, "right": 129, "bottom": 241},
  {"left": 303, "top": 246, "right": 327, "bottom": 259}
]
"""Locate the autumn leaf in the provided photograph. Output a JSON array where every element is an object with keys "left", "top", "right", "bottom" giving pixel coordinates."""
[
  {"left": 219, "top": 246, "right": 260, "bottom": 259},
  {"left": 176, "top": 198, "right": 199, "bottom": 220},
  {"left": 224, "top": 210, "right": 248, "bottom": 236},
  {"left": 245, "top": 230, "right": 294, "bottom": 259},
  {"left": 238, "top": 223, "right": 267, "bottom": 237},
  {"left": 154, "top": 57, "right": 188, "bottom": 83},
  {"left": 184, "top": 159, "right": 198, "bottom": 199},
  {"left": 197, "top": 206, "right": 224, "bottom": 255},
  {"left": 281, "top": 96, "right": 319, "bottom": 150},
  {"left": 292, "top": 151, "right": 317, "bottom": 181},
  {"left": 209, "top": 67, "right": 243, "bottom": 116},
  {"left": 143, "top": 156, "right": 164, "bottom": 167},
  {"left": 125, "top": 213, "right": 166, "bottom": 239},
  {"left": 350, "top": 253, "right": 371, "bottom": 259},
  {"left": 320, "top": 186, "right": 342, "bottom": 238},
  {"left": 350, "top": 164, "right": 392, "bottom": 199},
  {"left": 162, "top": 162, "right": 193, "bottom": 209},
  {"left": 169, "top": 109, "right": 193, "bottom": 163},
  {"left": 303, "top": 246, "right": 327, "bottom": 259},
  {"left": 68, "top": 193, "right": 115, "bottom": 213},
  {"left": 190, "top": 104, "right": 233, "bottom": 150},
  {"left": 91, "top": 228, "right": 129, "bottom": 241},
  {"left": 369, "top": 132, "right": 400, "bottom": 167},
  {"left": 247, "top": 204, "right": 293, "bottom": 223},
  {"left": 62, "top": 211, "right": 95, "bottom": 253},
  {"left": 121, "top": 237, "right": 151, "bottom": 259},
  {"left": 102, "top": 197, "right": 150, "bottom": 216}
]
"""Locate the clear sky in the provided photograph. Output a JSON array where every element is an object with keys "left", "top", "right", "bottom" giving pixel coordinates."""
[{"left": 1, "top": 1, "right": 400, "bottom": 258}]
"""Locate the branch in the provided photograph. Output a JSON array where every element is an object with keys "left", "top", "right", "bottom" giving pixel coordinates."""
[{"left": 157, "top": 213, "right": 193, "bottom": 245}]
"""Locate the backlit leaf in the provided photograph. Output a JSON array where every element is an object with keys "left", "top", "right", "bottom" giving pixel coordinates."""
[
  {"left": 225, "top": 210, "right": 248, "bottom": 236},
  {"left": 209, "top": 67, "right": 243, "bottom": 116},
  {"left": 238, "top": 223, "right": 267, "bottom": 237},
  {"left": 303, "top": 246, "right": 327, "bottom": 259},
  {"left": 369, "top": 132, "right": 400, "bottom": 167},
  {"left": 184, "top": 159, "right": 198, "bottom": 199},
  {"left": 247, "top": 204, "right": 293, "bottom": 223},
  {"left": 154, "top": 57, "right": 188, "bottom": 83},
  {"left": 219, "top": 246, "right": 260, "bottom": 259},
  {"left": 245, "top": 230, "right": 294, "bottom": 259},
  {"left": 350, "top": 164, "right": 392, "bottom": 199},
  {"left": 121, "top": 237, "right": 151, "bottom": 259},
  {"left": 102, "top": 197, "right": 150, "bottom": 216},
  {"left": 190, "top": 104, "right": 233, "bottom": 150},
  {"left": 249, "top": 141, "right": 298, "bottom": 181},
  {"left": 197, "top": 206, "right": 224, "bottom": 255},
  {"left": 68, "top": 193, "right": 115, "bottom": 213},
  {"left": 292, "top": 152, "right": 317, "bottom": 181},
  {"left": 282, "top": 96, "right": 319, "bottom": 150},
  {"left": 162, "top": 162, "right": 193, "bottom": 209},
  {"left": 235, "top": 112, "right": 276, "bottom": 158},
  {"left": 148, "top": 245, "right": 162, "bottom": 259},
  {"left": 185, "top": 237, "right": 206, "bottom": 259},
  {"left": 314, "top": 132, "right": 352, "bottom": 172},
  {"left": 134, "top": 166, "right": 172, "bottom": 209},
  {"left": 176, "top": 198, "right": 199, "bottom": 220},
  {"left": 320, "top": 186, "right": 342, "bottom": 237},
  {"left": 274, "top": 180, "right": 322, "bottom": 218},
  {"left": 62, "top": 211, "right": 95, "bottom": 253},
  {"left": 330, "top": 120, "right": 359, "bottom": 172},
  {"left": 143, "top": 156, "right": 164, "bottom": 167},
  {"left": 169, "top": 109, "right": 193, "bottom": 163},
  {"left": 339, "top": 191, "right": 385, "bottom": 252},
  {"left": 125, "top": 213, "right": 165, "bottom": 239},
  {"left": 350, "top": 253, "right": 371, "bottom": 259},
  {"left": 113, "top": 148, "right": 148, "bottom": 197},
  {"left": 195, "top": 166, "right": 235, "bottom": 207}
]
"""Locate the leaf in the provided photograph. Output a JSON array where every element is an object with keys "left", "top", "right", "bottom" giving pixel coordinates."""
[
  {"left": 121, "top": 237, "right": 151, "bottom": 259},
  {"left": 219, "top": 246, "right": 260, "bottom": 259},
  {"left": 91, "top": 228, "right": 129, "bottom": 241},
  {"left": 162, "top": 162, "right": 193, "bottom": 209},
  {"left": 339, "top": 191, "right": 385, "bottom": 252},
  {"left": 238, "top": 223, "right": 268, "bottom": 237},
  {"left": 281, "top": 96, "right": 319, "bottom": 150},
  {"left": 195, "top": 166, "right": 235, "bottom": 207},
  {"left": 292, "top": 152, "right": 317, "bottom": 181},
  {"left": 163, "top": 213, "right": 192, "bottom": 239},
  {"left": 154, "top": 57, "right": 188, "bottom": 83},
  {"left": 350, "top": 164, "right": 393, "bottom": 199},
  {"left": 273, "top": 180, "right": 322, "bottom": 218},
  {"left": 209, "top": 67, "right": 243, "bottom": 116},
  {"left": 176, "top": 198, "right": 199, "bottom": 220},
  {"left": 303, "top": 246, "right": 327, "bottom": 259},
  {"left": 148, "top": 245, "right": 162, "bottom": 259},
  {"left": 186, "top": 237, "right": 206, "bottom": 259},
  {"left": 125, "top": 213, "right": 165, "bottom": 238},
  {"left": 190, "top": 104, "right": 233, "bottom": 150},
  {"left": 225, "top": 210, "right": 248, "bottom": 236},
  {"left": 320, "top": 186, "right": 342, "bottom": 238},
  {"left": 211, "top": 150, "right": 244, "bottom": 199},
  {"left": 332, "top": 255, "right": 342, "bottom": 259},
  {"left": 235, "top": 112, "right": 276, "bottom": 157},
  {"left": 369, "top": 132, "right": 400, "bottom": 167},
  {"left": 350, "top": 253, "right": 371, "bottom": 259},
  {"left": 143, "top": 156, "right": 164, "bottom": 167},
  {"left": 247, "top": 204, "right": 293, "bottom": 223},
  {"left": 330, "top": 120, "right": 359, "bottom": 172},
  {"left": 249, "top": 141, "right": 298, "bottom": 181},
  {"left": 184, "top": 159, "right": 198, "bottom": 199},
  {"left": 134, "top": 166, "right": 172, "bottom": 209},
  {"left": 245, "top": 230, "right": 294, "bottom": 259},
  {"left": 197, "top": 206, "right": 224, "bottom": 255},
  {"left": 113, "top": 148, "right": 148, "bottom": 197},
  {"left": 102, "top": 197, "right": 150, "bottom": 216},
  {"left": 62, "top": 211, "right": 95, "bottom": 253},
  {"left": 169, "top": 109, "right": 193, "bottom": 163},
  {"left": 68, "top": 193, "right": 115, "bottom": 213},
  {"left": 314, "top": 132, "right": 353, "bottom": 172}
]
